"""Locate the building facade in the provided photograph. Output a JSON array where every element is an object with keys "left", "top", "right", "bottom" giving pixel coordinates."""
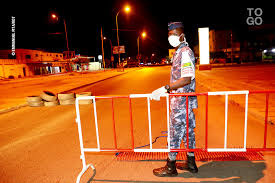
[
  {"left": 0, "top": 49, "right": 73, "bottom": 79},
  {"left": 209, "top": 29, "right": 240, "bottom": 63},
  {"left": 194, "top": 26, "right": 274, "bottom": 64},
  {"left": 240, "top": 24, "right": 275, "bottom": 62}
]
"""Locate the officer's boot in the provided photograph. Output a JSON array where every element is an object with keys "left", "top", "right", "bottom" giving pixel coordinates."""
[
  {"left": 153, "top": 158, "right": 178, "bottom": 177},
  {"left": 176, "top": 153, "right": 198, "bottom": 173}
]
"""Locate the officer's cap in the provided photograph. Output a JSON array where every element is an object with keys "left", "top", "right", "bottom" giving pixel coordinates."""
[{"left": 168, "top": 22, "right": 184, "bottom": 31}]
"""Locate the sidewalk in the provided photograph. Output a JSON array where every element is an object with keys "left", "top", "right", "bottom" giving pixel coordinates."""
[{"left": 0, "top": 68, "right": 141, "bottom": 114}]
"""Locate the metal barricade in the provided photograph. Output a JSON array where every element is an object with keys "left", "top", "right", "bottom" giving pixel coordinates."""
[{"left": 74, "top": 90, "right": 275, "bottom": 183}]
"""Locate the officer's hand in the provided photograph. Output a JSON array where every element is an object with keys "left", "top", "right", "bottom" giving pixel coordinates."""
[{"left": 150, "top": 86, "right": 167, "bottom": 101}]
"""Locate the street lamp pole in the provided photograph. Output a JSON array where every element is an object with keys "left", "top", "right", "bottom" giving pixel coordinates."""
[
  {"left": 51, "top": 14, "right": 69, "bottom": 52},
  {"left": 231, "top": 29, "right": 233, "bottom": 63},
  {"left": 137, "top": 36, "right": 140, "bottom": 63},
  {"left": 116, "top": 11, "right": 121, "bottom": 66},
  {"left": 51, "top": 13, "right": 71, "bottom": 72},
  {"left": 63, "top": 19, "right": 69, "bottom": 52},
  {"left": 104, "top": 37, "right": 114, "bottom": 68},
  {"left": 115, "top": 5, "right": 130, "bottom": 67},
  {"left": 109, "top": 39, "right": 113, "bottom": 59},
  {"left": 101, "top": 27, "right": 105, "bottom": 71},
  {"left": 137, "top": 32, "right": 146, "bottom": 64}
]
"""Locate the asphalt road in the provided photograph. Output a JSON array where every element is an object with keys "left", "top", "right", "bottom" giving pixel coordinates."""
[{"left": 1, "top": 66, "right": 275, "bottom": 183}]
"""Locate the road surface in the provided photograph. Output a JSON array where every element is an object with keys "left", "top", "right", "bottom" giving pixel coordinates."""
[{"left": 1, "top": 66, "right": 275, "bottom": 183}]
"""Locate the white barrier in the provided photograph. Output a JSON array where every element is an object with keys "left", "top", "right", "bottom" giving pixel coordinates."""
[
  {"left": 207, "top": 90, "right": 249, "bottom": 152},
  {"left": 74, "top": 90, "right": 250, "bottom": 182}
]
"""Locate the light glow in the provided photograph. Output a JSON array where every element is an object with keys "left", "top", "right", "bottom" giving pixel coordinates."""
[
  {"left": 142, "top": 32, "right": 146, "bottom": 38},
  {"left": 124, "top": 5, "right": 130, "bottom": 13},
  {"left": 51, "top": 14, "right": 57, "bottom": 19},
  {"left": 198, "top": 27, "right": 210, "bottom": 65}
]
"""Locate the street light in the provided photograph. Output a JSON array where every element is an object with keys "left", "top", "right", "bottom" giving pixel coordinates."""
[
  {"left": 51, "top": 14, "right": 57, "bottom": 19},
  {"left": 137, "top": 31, "right": 146, "bottom": 64},
  {"left": 142, "top": 32, "right": 146, "bottom": 38},
  {"left": 124, "top": 5, "right": 130, "bottom": 13},
  {"left": 116, "top": 5, "right": 131, "bottom": 66},
  {"left": 51, "top": 13, "right": 69, "bottom": 52}
]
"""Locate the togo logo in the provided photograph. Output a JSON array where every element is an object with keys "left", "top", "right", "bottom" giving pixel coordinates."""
[{"left": 246, "top": 8, "right": 263, "bottom": 26}]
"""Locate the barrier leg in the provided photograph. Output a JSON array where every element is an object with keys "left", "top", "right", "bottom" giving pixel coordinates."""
[
  {"left": 76, "top": 163, "right": 96, "bottom": 183},
  {"left": 75, "top": 97, "right": 97, "bottom": 183}
]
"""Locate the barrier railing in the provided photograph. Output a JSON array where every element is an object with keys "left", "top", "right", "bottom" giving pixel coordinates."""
[{"left": 74, "top": 90, "right": 275, "bottom": 183}]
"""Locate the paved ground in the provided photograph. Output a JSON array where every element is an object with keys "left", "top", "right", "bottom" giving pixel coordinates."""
[
  {"left": 1, "top": 65, "right": 275, "bottom": 183},
  {"left": 196, "top": 64, "right": 275, "bottom": 125}
]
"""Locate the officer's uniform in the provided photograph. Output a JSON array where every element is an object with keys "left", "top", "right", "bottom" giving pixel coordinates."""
[{"left": 168, "top": 42, "right": 197, "bottom": 161}]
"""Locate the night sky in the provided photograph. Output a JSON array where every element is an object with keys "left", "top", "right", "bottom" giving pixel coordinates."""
[{"left": 1, "top": 3, "right": 274, "bottom": 60}]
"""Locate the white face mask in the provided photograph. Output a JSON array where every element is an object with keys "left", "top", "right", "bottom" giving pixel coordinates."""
[{"left": 168, "top": 33, "right": 184, "bottom": 47}]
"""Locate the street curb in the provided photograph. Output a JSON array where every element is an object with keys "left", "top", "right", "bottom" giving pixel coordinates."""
[
  {"left": 0, "top": 68, "right": 142, "bottom": 115},
  {"left": 0, "top": 103, "right": 28, "bottom": 115}
]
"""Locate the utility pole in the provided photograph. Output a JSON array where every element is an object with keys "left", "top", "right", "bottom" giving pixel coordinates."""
[
  {"left": 116, "top": 11, "right": 121, "bottom": 66},
  {"left": 137, "top": 32, "right": 146, "bottom": 64},
  {"left": 231, "top": 29, "right": 233, "bottom": 63},
  {"left": 101, "top": 27, "right": 105, "bottom": 71},
  {"left": 64, "top": 19, "right": 69, "bottom": 52},
  {"left": 137, "top": 36, "right": 140, "bottom": 63},
  {"left": 115, "top": 5, "right": 131, "bottom": 67}
]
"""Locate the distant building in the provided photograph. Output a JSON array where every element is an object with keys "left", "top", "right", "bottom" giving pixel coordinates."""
[
  {"left": 72, "top": 54, "right": 97, "bottom": 71},
  {"left": 240, "top": 24, "right": 275, "bottom": 62},
  {"left": 194, "top": 25, "right": 275, "bottom": 64},
  {"left": 209, "top": 29, "right": 240, "bottom": 63},
  {"left": 0, "top": 49, "right": 72, "bottom": 79},
  {"left": 0, "top": 49, "right": 101, "bottom": 79},
  {"left": 194, "top": 29, "right": 240, "bottom": 64}
]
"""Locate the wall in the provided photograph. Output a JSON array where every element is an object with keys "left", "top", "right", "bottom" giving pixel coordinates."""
[
  {"left": 88, "top": 62, "right": 101, "bottom": 71},
  {"left": 14, "top": 49, "right": 64, "bottom": 62},
  {"left": 0, "top": 62, "right": 30, "bottom": 79},
  {"left": 0, "top": 49, "right": 65, "bottom": 63},
  {"left": 0, "top": 49, "right": 66, "bottom": 79}
]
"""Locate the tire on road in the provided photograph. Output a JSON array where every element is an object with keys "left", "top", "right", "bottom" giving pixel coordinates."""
[
  {"left": 59, "top": 98, "right": 75, "bottom": 105},
  {"left": 75, "top": 92, "right": 92, "bottom": 98},
  {"left": 44, "top": 100, "right": 59, "bottom": 107},
  {"left": 28, "top": 101, "right": 44, "bottom": 107},
  {"left": 58, "top": 93, "right": 75, "bottom": 101},
  {"left": 76, "top": 92, "right": 93, "bottom": 104},
  {"left": 40, "top": 91, "right": 57, "bottom": 102},
  {"left": 26, "top": 96, "right": 42, "bottom": 103}
]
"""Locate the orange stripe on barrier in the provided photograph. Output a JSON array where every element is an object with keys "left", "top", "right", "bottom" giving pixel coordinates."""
[
  {"left": 264, "top": 93, "right": 269, "bottom": 149},
  {"left": 205, "top": 94, "right": 209, "bottom": 150},
  {"left": 128, "top": 97, "right": 135, "bottom": 149},
  {"left": 111, "top": 98, "right": 118, "bottom": 149}
]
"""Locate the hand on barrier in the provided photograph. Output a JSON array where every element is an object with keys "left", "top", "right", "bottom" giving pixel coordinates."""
[{"left": 150, "top": 86, "right": 167, "bottom": 101}]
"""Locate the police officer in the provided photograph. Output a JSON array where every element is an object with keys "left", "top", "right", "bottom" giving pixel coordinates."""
[{"left": 150, "top": 22, "right": 198, "bottom": 177}]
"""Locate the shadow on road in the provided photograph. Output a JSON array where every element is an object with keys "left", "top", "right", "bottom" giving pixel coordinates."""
[
  {"left": 178, "top": 161, "right": 266, "bottom": 182},
  {"left": 89, "top": 161, "right": 265, "bottom": 183}
]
